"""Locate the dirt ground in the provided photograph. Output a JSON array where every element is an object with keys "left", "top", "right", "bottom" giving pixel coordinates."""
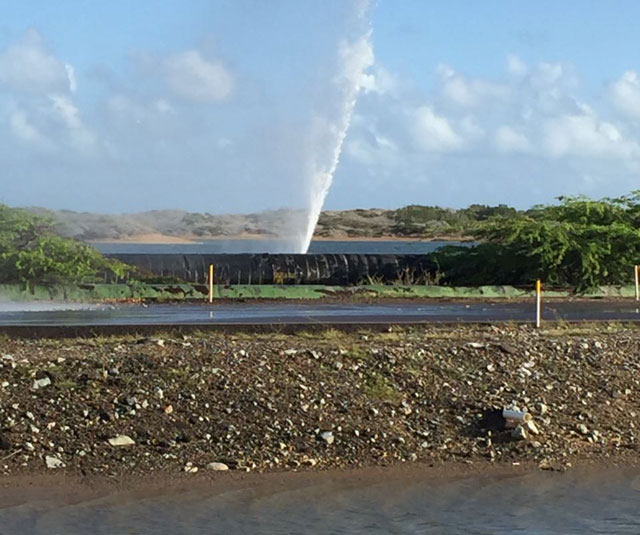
[{"left": 1, "top": 323, "right": 638, "bottom": 483}]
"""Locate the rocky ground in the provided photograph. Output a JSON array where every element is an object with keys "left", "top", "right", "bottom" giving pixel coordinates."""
[{"left": 0, "top": 324, "right": 639, "bottom": 480}]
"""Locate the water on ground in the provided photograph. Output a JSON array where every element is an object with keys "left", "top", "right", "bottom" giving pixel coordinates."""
[{"left": 1, "top": 468, "right": 638, "bottom": 534}]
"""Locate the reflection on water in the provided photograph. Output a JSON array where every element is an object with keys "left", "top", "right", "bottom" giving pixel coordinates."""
[
  {"left": 1, "top": 468, "right": 639, "bottom": 534},
  {"left": 92, "top": 240, "right": 466, "bottom": 255},
  {"left": 2, "top": 301, "right": 640, "bottom": 327}
]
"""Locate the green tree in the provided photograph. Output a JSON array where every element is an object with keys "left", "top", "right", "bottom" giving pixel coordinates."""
[
  {"left": 0, "top": 204, "right": 130, "bottom": 285},
  {"left": 432, "top": 192, "right": 640, "bottom": 291}
]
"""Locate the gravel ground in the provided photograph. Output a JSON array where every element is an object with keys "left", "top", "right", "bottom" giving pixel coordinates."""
[{"left": 0, "top": 324, "right": 638, "bottom": 479}]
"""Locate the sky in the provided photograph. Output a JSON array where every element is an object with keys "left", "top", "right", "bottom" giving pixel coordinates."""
[{"left": 1, "top": 0, "right": 640, "bottom": 213}]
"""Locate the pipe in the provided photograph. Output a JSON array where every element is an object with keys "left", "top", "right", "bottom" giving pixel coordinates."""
[
  {"left": 502, "top": 409, "right": 532, "bottom": 425},
  {"left": 105, "top": 253, "right": 437, "bottom": 286}
]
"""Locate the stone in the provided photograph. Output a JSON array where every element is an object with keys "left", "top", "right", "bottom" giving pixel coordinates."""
[
  {"left": 319, "top": 431, "right": 335, "bottom": 445},
  {"left": 108, "top": 435, "right": 135, "bottom": 447},
  {"left": 578, "top": 424, "right": 589, "bottom": 435},
  {"left": 511, "top": 425, "right": 528, "bottom": 441},
  {"left": 184, "top": 463, "right": 198, "bottom": 473},
  {"left": 45, "top": 455, "right": 65, "bottom": 469},
  {"left": 206, "top": 462, "right": 229, "bottom": 471},
  {"left": 537, "top": 403, "right": 548, "bottom": 415},
  {"left": 32, "top": 377, "right": 51, "bottom": 390},
  {"left": 499, "top": 343, "right": 518, "bottom": 355},
  {"left": 0, "top": 433, "right": 12, "bottom": 451},
  {"left": 164, "top": 405, "right": 174, "bottom": 415}
]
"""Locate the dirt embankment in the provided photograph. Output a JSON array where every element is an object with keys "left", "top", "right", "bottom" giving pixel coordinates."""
[{"left": 0, "top": 324, "right": 638, "bottom": 481}]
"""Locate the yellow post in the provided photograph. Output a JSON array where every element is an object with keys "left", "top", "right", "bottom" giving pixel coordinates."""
[
  {"left": 535, "top": 279, "right": 542, "bottom": 328},
  {"left": 208, "top": 264, "right": 214, "bottom": 304},
  {"left": 635, "top": 265, "right": 639, "bottom": 302}
]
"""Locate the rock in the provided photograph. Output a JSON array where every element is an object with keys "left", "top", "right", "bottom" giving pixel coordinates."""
[
  {"left": 537, "top": 403, "right": 548, "bottom": 415},
  {"left": 578, "top": 424, "right": 589, "bottom": 435},
  {"left": 284, "top": 349, "right": 297, "bottom": 356},
  {"left": 164, "top": 405, "right": 174, "bottom": 415},
  {"left": 498, "top": 343, "right": 518, "bottom": 355},
  {"left": 511, "top": 425, "right": 528, "bottom": 441},
  {"left": 538, "top": 459, "right": 553, "bottom": 470},
  {"left": 0, "top": 434, "right": 11, "bottom": 451},
  {"left": 45, "top": 455, "right": 64, "bottom": 469},
  {"left": 319, "top": 431, "right": 335, "bottom": 445},
  {"left": 184, "top": 462, "right": 198, "bottom": 473},
  {"left": 32, "top": 377, "right": 51, "bottom": 390},
  {"left": 108, "top": 435, "right": 135, "bottom": 447},
  {"left": 206, "top": 462, "right": 229, "bottom": 471}
]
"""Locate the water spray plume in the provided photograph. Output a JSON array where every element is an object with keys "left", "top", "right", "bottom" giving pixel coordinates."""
[{"left": 296, "top": 1, "right": 374, "bottom": 253}]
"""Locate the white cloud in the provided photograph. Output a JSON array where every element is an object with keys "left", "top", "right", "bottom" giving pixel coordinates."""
[
  {"left": 411, "top": 105, "right": 463, "bottom": 152},
  {"left": 436, "top": 64, "right": 510, "bottom": 108},
  {"left": 494, "top": 126, "right": 531, "bottom": 153},
  {"left": 163, "top": 50, "right": 233, "bottom": 102},
  {"left": 0, "top": 29, "right": 72, "bottom": 94},
  {"left": 507, "top": 55, "right": 528, "bottom": 77},
  {"left": 529, "top": 61, "right": 565, "bottom": 90},
  {"left": 608, "top": 71, "right": 640, "bottom": 120},
  {"left": 459, "top": 116, "right": 485, "bottom": 141},
  {"left": 65, "top": 64, "right": 77, "bottom": 93},
  {"left": 9, "top": 108, "right": 47, "bottom": 146},
  {"left": 542, "top": 113, "right": 639, "bottom": 159}
]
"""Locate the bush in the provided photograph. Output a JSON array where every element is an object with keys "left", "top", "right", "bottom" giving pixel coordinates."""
[
  {"left": 431, "top": 192, "right": 640, "bottom": 291},
  {"left": 0, "top": 204, "right": 130, "bottom": 285}
]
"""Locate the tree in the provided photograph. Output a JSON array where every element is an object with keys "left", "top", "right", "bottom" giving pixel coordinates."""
[
  {"left": 0, "top": 204, "right": 130, "bottom": 285},
  {"left": 431, "top": 192, "right": 640, "bottom": 291}
]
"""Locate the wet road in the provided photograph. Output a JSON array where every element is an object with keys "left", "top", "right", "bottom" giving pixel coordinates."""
[
  {"left": 2, "top": 467, "right": 639, "bottom": 534},
  {"left": 0, "top": 300, "right": 639, "bottom": 326}
]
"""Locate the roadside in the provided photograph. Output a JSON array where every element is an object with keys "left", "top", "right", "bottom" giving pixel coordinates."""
[{"left": 1, "top": 282, "right": 638, "bottom": 303}]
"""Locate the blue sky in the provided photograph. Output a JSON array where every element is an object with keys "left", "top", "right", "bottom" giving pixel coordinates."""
[{"left": 1, "top": 0, "right": 640, "bottom": 214}]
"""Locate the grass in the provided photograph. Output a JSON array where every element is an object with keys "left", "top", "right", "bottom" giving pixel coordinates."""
[
  {"left": 364, "top": 372, "right": 403, "bottom": 403},
  {"left": 343, "top": 346, "right": 370, "bottom": 361}
]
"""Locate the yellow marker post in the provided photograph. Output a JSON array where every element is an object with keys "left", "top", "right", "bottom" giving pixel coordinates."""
[
  {"left": 208, "top": 264, "right": 215, "bottom": 304},
  {"left": 635, "top": 265, "right": 639, "bottom": 302},
  {"left": 535, "top": 279, "right": 542, "bottom": 328}
]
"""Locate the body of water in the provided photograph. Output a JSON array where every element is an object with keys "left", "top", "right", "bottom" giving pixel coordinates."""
[
  {"left": 92, "top": 240, "right": 467, "bottom": 255},
  {"left": 1, "top": 467, "right": 638, "bottom": 534}
]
